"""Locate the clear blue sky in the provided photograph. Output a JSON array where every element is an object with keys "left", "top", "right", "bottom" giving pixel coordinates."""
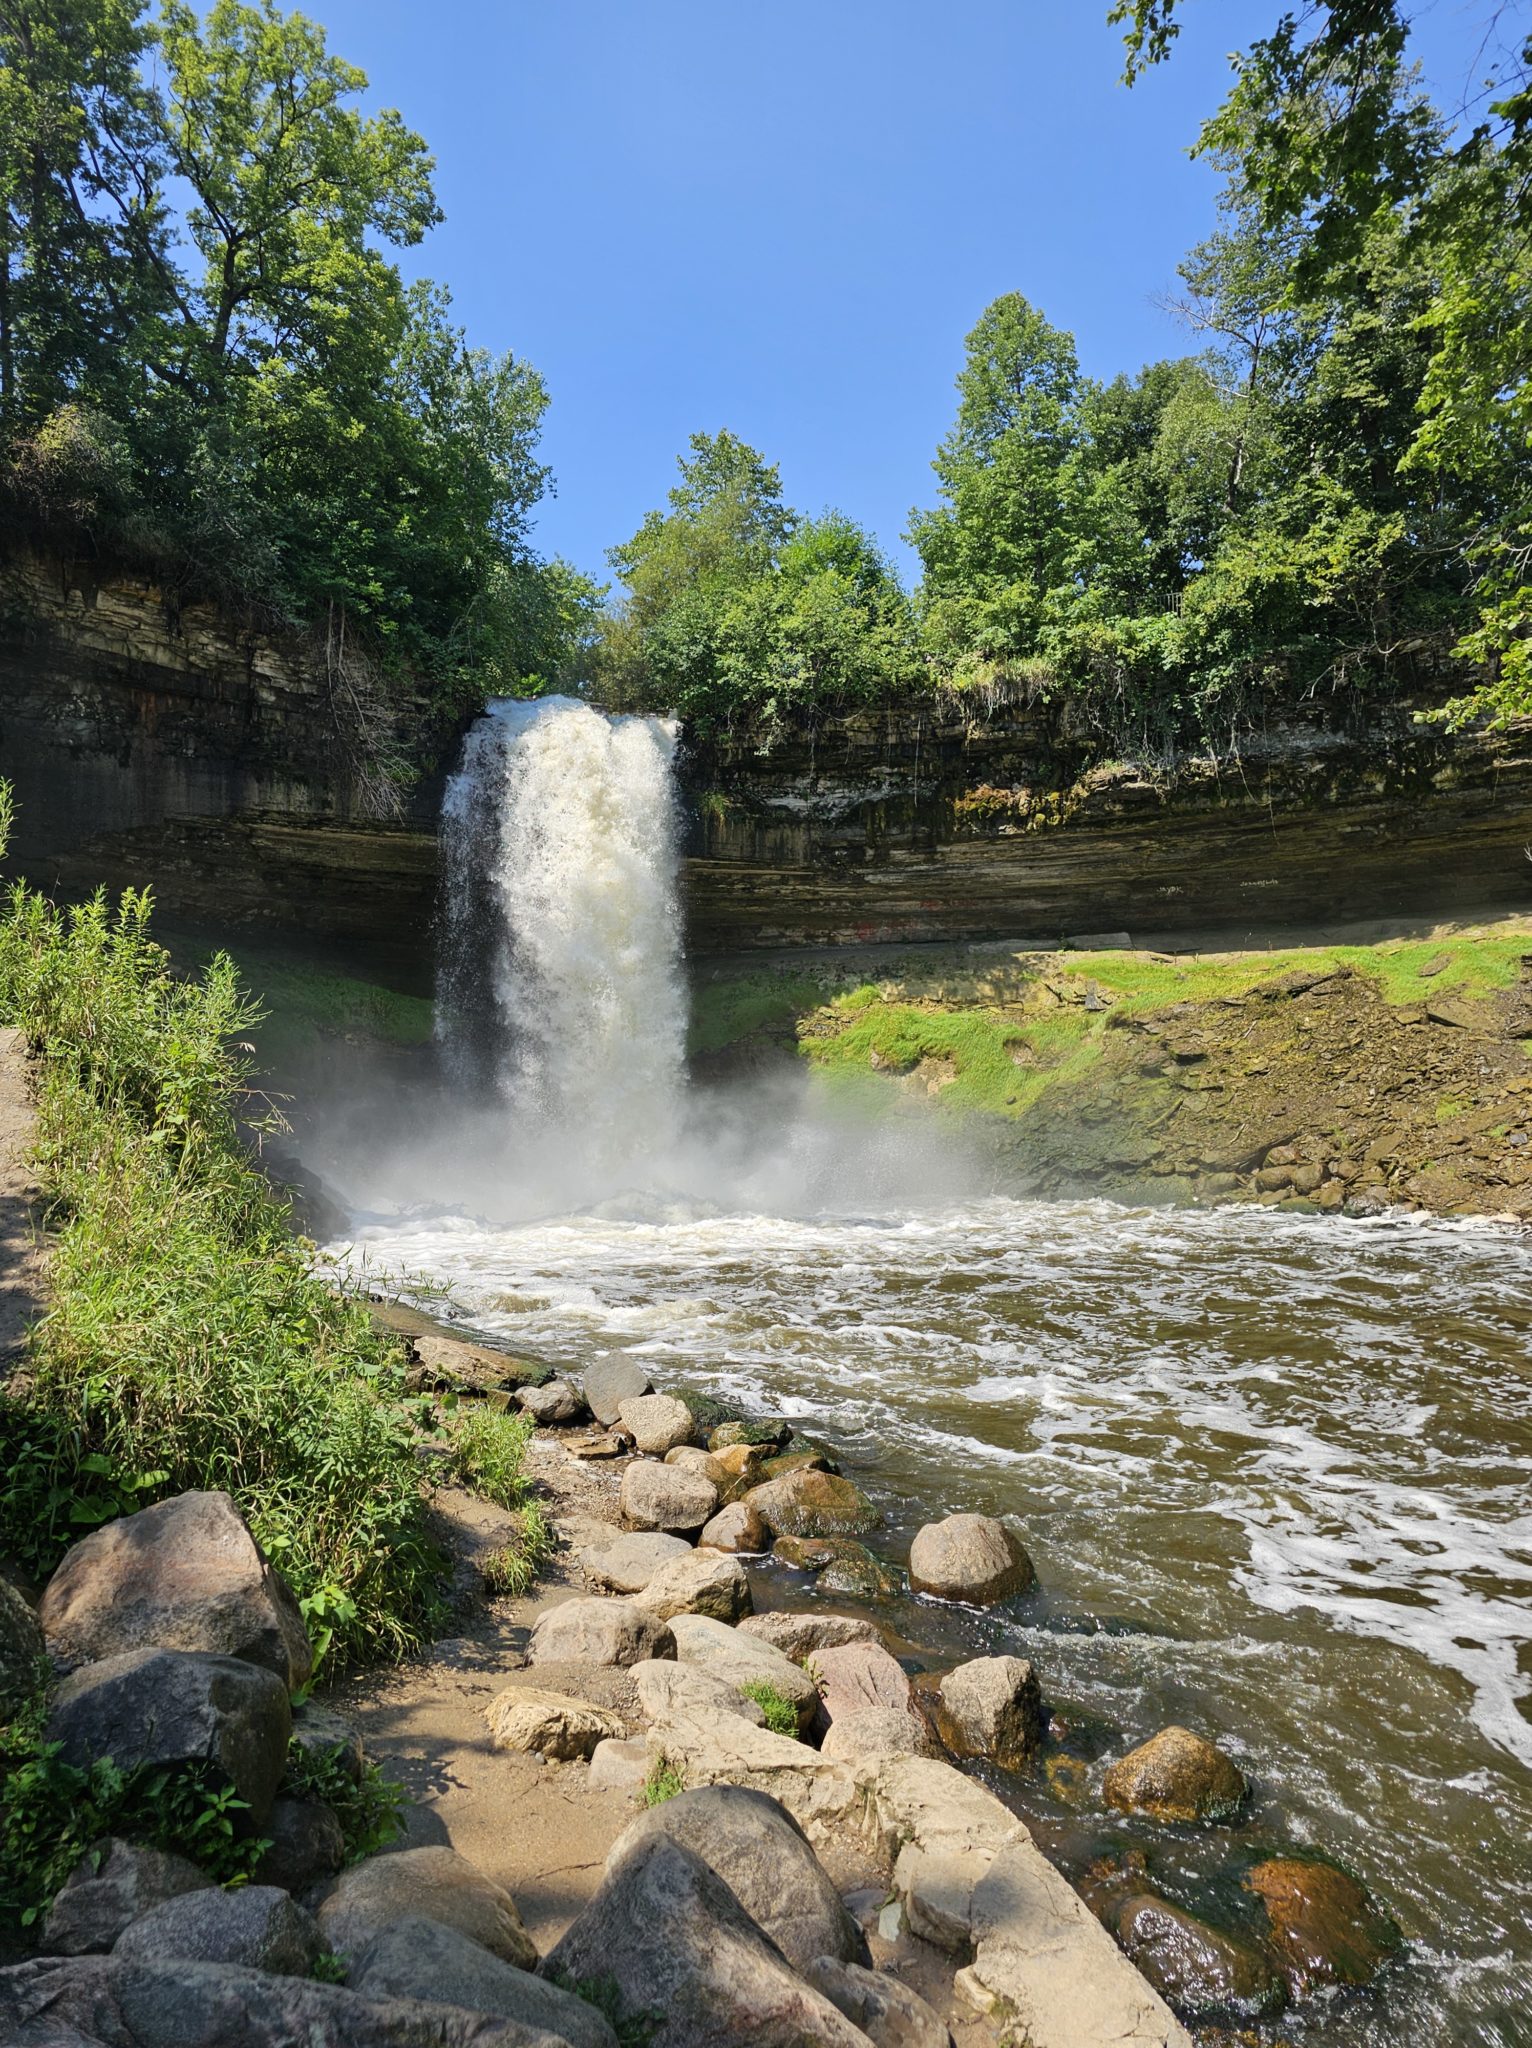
[{"left": 312, "top": 0, "right": 1480, "bottom": 587}]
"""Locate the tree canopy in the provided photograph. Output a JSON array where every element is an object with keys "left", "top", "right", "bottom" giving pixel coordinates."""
[{"left": 0, "top": 0, "right": 593, "bottom": 713}]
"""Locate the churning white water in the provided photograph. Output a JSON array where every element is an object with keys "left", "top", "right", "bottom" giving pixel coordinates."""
[{"left": 436, "top": 698, "right": 686, "bottom": 1193}]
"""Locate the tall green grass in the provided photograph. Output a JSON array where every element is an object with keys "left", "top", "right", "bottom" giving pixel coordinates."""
[{"left": 0, "top": 817, "right": 441, "bottom": 1666}]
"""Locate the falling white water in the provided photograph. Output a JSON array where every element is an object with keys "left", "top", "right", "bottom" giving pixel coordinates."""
[{"left": 437, "top": 696, "right": 686, "bottom": 1186}]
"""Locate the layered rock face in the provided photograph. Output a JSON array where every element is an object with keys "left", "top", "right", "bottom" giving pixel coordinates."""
[{"left": 3, "top": 548, "right": 1530, "bottom": 965}]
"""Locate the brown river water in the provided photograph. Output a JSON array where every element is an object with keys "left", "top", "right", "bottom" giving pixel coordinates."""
[{"left": 329, "top": 1181, "right": 1532, "bottom": 2048}]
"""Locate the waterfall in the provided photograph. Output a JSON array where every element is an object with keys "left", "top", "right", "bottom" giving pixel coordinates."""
[{"left": 437, "top": 697, "right": 687, "bottom": 1186}]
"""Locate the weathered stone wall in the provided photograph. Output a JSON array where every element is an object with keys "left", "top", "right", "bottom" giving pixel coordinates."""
[{"left": 2, "top": 549, "right": 1529, "bottom": 973}]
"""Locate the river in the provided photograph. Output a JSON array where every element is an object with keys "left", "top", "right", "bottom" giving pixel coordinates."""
[{"left": 332, "top": 1186, "right": 1532, "bottom": 2047}]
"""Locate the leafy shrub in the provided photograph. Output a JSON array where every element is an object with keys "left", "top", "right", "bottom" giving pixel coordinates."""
[
  {"left": 480, "top": 1500, "right": 553, "bottom": 1599},
  {"left": 0, "top": 861, "right": 442, "bottom": 1666},
  {"left": 280, "top": 1740, "right": 404, "bottom": 1864},
  {"left": 446, "top": 1407, "right": 536, "bottom": 1510}
]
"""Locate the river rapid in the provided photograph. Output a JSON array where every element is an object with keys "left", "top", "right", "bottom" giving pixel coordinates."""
[{"left": 333, "top": 1185, "right": 1532, "bottom": 2047}]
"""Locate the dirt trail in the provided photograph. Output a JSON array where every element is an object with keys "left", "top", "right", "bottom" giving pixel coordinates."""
[{"left": 0, "top": 1025, "right": 46, "bottom": 1368}]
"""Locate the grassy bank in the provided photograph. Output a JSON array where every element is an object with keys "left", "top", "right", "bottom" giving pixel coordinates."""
[{"left": 0, "top": 799, "right": 539, "bottom": 1671}]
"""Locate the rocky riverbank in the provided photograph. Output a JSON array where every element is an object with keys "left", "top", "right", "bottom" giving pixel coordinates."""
[{"left": 0, "top": 1300, "right": 1410, "bottom": 2048}]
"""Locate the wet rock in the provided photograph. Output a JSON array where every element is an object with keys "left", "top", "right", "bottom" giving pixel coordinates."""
[
  {"left": 1245, "top": 1856, "right": 1402, "bottom": 1995},
  {"left": 668, "top": 1613, "right": 819, "bottom": 1730},
  {"left": 620, "top": 1460, "right": 719, "bottom": 1534},
  {"left": 351, "top": 1915, "right": 620, "bottom": 2048},
  {"left": 587, "top": 1736, "right": 651, "bottom": 1793},
  {"left": 745, "top": 1470, "right": 881, "bottom": 1540},
  {"left": 820, "top": 1708, "right": 932, "bottom": 1765},
  {"left": 670, "top": 1387, "right": 738, "bottom": 1437},
  {"left": 545, "top": 1832, "right": 873, "bottom": 2048},
  {"left": 408, "top": 1333, "right": 548, "bottom": 1395},
  {"left": 813, "top": 1640, "right": 917, "bottom": 1729},
  {"left": 578, "top": 1529, "right": 691, "bottom": 1594},
  {"left": 907, "top": 1514, "right": 1033, "bottom": 1606},
  {"left": 46, "top": 1648, "right": 291, "bottom": 1823},
  {"left": 607, "top": 1783, "right": 866, "bottom": 1972},
  {"left": 631, "top": 1658, "right": 767, "bottom": 1727},
  {"left": 619, "top": 1393, "right": 696, "bottom": 1456},
  {"left": 42, "top": 1842, "right": 213, "bottom": 1957},
  {"left": 290, "top": 1700, "right": 366, "bottom": 1782},
  {"left": 772, "top": 1536, "right": 900, "bottom": 1601},
  {"left": 516, "top": 1377, "right": 587, "bottom": 1425},
  {"left": 759, "top": 1444, "right": 840, "bottom": 1482},
  {"left": 582, "top": 1356, "right": 652, "bottom": 1425},
  {"left": 738, "top": 1612, "right": 882, "bottom": 1663},
  {"left": 698, "top": 1501, "right": 770, "bottom": 1552},
  {"left": 935, "top": 1657, "right": 1044, "bottom": 1770},
  {"left": 1115, "top": 1895, "right": 1286, "bottom": 2022},
  {"left": 636, "top": 1549, "right": 752, "bottom": 1623},
  {"left": 709, "top": 1420, "right": 789, "bottom": 1452},
  {"left": 709, "top": 1442, "right": 774, "bottom": 1489},
  {"left": 0, "top": 1953, "right": 555, "bottom": 2046},
  {"left": 318, "top": 1846, "right": 538, "bottom": 1968},
  {"left": 528, "top": 1597, "right": 675, "bottom": 1669},
  {"left": 251, "top": 1796, "right": 346, "bottom": 1894},
  {"left": 484, "top": 1684, "right": 625, "bottom": 1760},
  {"left": 804, "top": 1955, "right": 954, "bottom": 2048},
  {"left": 0, "top": 1576, "right": 44, "bottom": 1718},
  {"left": 38, "top": 1490, "right": 312, "bottom": 1689},
  {"left": 114, "top": 1886, "right": 328, "bottom": 1977},
  {"left": 1102, "top": 1726, "right": 1248, "bottom": 1825}
]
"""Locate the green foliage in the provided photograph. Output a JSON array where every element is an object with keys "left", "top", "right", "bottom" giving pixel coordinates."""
[
  {"left": 0, "top": 857, "right": 441, "bottom": 1666},
  {"left": 445, "top": 1406, "right": 535, "bottom": 1510},
  {"left": 549, "top": 1971, "right": 661, "bottom": 2048},
  {"left": 0, "top": 0, "right": 581, "bottom": 709},
  {"left": 280, "top": 1740, "right": 405, "bottom": 1864},
  {"left": 640, "top": 1755, "right": 684, "bottom": 1807},
  {"left": 480, "top": 1500, "right": 553, "bottom": 1599},
  {"left": 0, "top": 1685, "right": 268, "bottom": 1931},
  {"left": 739, "top": 1680, "right": 801, "bottom": 1738},
  {"left": 594, "top": 432, "right": 919, "bottom": 731}
]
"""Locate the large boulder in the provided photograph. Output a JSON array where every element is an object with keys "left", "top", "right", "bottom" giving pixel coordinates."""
[
  {"left": 811, "top": 1641, "right": 917, "bottom": 1729},
  {"left": 738, "top": 1613, "right": 882, "bottom": 1663},
  {"left": 636, "top": 1550, "right": 751, "bottom": 1624},
  {"left": 906, "top": 1515, "right": 1033, "bottom": 1606},
  {"left": 516, "top": 1378, "right": 587, "bottom": 1426},
  {"left": 1102, "top": 1726, "right": 1248, "bottom": 1825},
  {"left": 630, "top": 1658, "right": 766, "bottom": 1727},
  {"left": 744, "top": 1471, "right": 881, "bottom": 1541},
  {"left": 803, "top": 1956, "right": 953, "bottom": 2048},
  {"left": 618, "top": 1394, "right": 695, "bottom": 1456},
  {"left": 0, "top": 1575, "right": 44, "bottom": 1718},
  {"left": 583, "top": 1356, "right": 652, "bottom": 1426},
  {"left": 1243, "top": 1857, "right": 1401, "bottom": 1995},
  {"left": 578, "top": 1530, "right": 691, "bottom": 1594},
  {"left": 38, "top": 1491, "right": 312, "bottom": 1689},
  {"left": 697, "top": 1501, "right": 769, "bottom": 1553},
  {"left": 250, "top": 1797, "right": 346, "bottom": 1894},
  {"left": 1115, "top": 1895, "right": 1286, "bottom": 2022},
  {"left": 935, "top": 1657, "right": 1043, "bottom": 1771},
  {"left": 350, "top": 1915, "right": 619, "bottom": 2048},
  {"left": 544, "top": 1833, "right": 874, "bottom": 2048},
  {"left": 668, "top": 1614, "right": 819, "bottom": 1731},
  {"left": 407, "top": 1333, "right": 546, "bottom": 1397},
  {"left": 483, "top": 1685, "right": 625, "bottom": 1761},
  {"left": 772, "top": 1538, "right": 900, "bottom": 1603},
  {"left": 45, "top": 1648, "right": 291, "bottom": 1823},
  {"left": 0, "top": 1954, "right": 566, "bottom": 2046},
  {"left": 620, "top": 1462, "right": 718, "bottom": 1534},
  {"left": 820, "top": 1709, "right": 931, "bottom": 1766},
  {"left": 606, "top": 1785, "right": 865, "bottom": 1973},
  {"left": 527, "top": 1597, "right": 675, "bottom": 1669},
  {"left": 317, "top": 1846, "right": 537, "bottom": 1968},
  {"left": 42, "top": 1842, "right": 212, "bottom": 1958},
  {"left": 113, "top": 1886, "right": 327, "bottom": 1977}
]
